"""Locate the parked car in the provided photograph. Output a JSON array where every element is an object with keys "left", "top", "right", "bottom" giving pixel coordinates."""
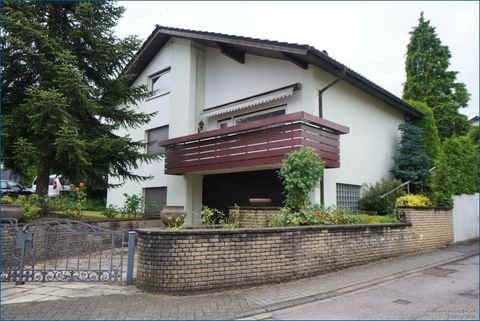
[
  {"left": 31, "top": 175, "right": 71, "bottom": 197},
  {"left": 1, "top": 180, "right": 33, "bottom": 197}
]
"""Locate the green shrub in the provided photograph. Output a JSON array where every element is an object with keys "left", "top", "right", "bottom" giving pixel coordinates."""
[
  {"left": 122, "top": 193, "right": 143, "bottom": 217},
  {"left": 359, "top": 179, "right": 405, "bottom": 214},
  {"left": 267, "top": 204, "right": 398, "bottom": 227},
  {"left": 432, "top": 136, "right": 478, "bottom": 206},
  {"left": 278, "top": 148, "right": 325, "bottom": 212},
  {"left": 396, "top": 194, "right": 432, "bottom": 207},
  {"left": 101, "top": 205, "right": 120, "bottom": 218},
  {"left": 197, "top": 205, "right": 226, "bottom": 225},
  {"left": 16, "top": 195, "right": 41, "bottom": 221},
  {"left": 1, "top": 195, "right": 15, "bottom": 204}
]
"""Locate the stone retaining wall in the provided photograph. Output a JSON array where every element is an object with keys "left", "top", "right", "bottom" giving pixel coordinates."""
[
  {"left": 230, "top": 207, "right": 280, "bottom": 228},
  {"left": 136, "top": 207, "right": 453, "bottom": 293}
]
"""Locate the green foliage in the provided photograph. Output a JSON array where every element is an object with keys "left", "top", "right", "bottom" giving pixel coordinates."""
[
  {"left": 359, "top": 179, "right": 405, "bottom": 214},
  {"left": 396, "top": 194, "right": 433, "bottom": 207},
  {"left": 122, "top": 193, "right": 143, "bottom": 217},
  {"left": 223, "top": 204, "right": 241, "bottom": 229},
  {"left": 278, "top": 148, "right": 325, "bottom": 212},
  {"left": 16, "top": 195, "right": 42, "bottom": 221},
  {"left": 1, "top": 2, "right": 161, "bottom": 196},
  {"left": 408, "top": 100, "right": 441, "bottom": 162},
  {"left": 48, "top": 182, "right": 87, "bottom": 219},
  {"left": 1, "top": 195, "right": 15, "bottom": 204},
  {"left": 403, "top": 12, "right": 471, "bottom": 139},
  {"left": 391, "top": 123, "right": 431, "bottom": 192},
  {"left": 195, "top": 206, "right": 227, "bottom": 226},
  {"left": 101, "top": 205, "right": 121, "bottom": 219},
  {"left": 267, "top": 205, "right": 398, "bottom": 227},
  {"left": 432, "top": 136, "right": 478, "bottom": 207}
]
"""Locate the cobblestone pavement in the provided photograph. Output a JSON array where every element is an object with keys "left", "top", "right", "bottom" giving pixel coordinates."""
[{"left": 1, "top": 241, "right": 477, "bottom": 320}]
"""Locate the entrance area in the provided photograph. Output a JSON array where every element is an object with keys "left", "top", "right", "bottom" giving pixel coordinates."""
[{"left": 202, "top": 169, "right": 284, "bottom": 215}]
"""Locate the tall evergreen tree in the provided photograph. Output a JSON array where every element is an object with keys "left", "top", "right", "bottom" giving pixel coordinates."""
[
  {"left": 391, "top": 123, "right": 431, "bottom": 192},
  {"left": 403, "top": 12, "right": 471, "bottom": 139},
  {"left": 408, "top": 100, "right": 441, "bottom": 162},
  {"left": 1, "top": 1, "right": 159, "bottom": 196}
]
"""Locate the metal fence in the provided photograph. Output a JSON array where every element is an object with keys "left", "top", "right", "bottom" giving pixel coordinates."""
[{"left": 1, "top": 218, "right": 128, "bottom": 284}]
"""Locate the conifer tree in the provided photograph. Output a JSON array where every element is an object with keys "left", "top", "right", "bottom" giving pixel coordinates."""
[
  {"left": 403, "top": 12, "right": 471, "bottom": 139},
  {"left": 1, "top": 1, "right": 159, "bottom": 196},
  {"left": 391, "top": 123, "right": 431, "bottom": 192}
]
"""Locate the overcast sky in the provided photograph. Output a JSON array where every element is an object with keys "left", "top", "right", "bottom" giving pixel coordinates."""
[{"left": 116, "top": 1, "right": 479, "bottom": 118}]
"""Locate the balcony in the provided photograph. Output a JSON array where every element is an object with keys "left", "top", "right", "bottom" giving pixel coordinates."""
[{"left": 159, "top": 112, "right": 349, "bottom": 175}]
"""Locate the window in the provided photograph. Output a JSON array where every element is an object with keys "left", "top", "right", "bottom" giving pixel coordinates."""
[
  {"left": 217, "top": 106, "right": 286, "bottom": 128},
  {"left": 146, "top": 126, "right": 169, "bottom": 155},
  {"left": 144, "top": 187, "right": 167, "bottom": 216},
  {"left": 149, "top": 68, "right": 171, "bottom": 96},
  {"left": 336, "top": 183, "right": 361, "bottom": 211}
]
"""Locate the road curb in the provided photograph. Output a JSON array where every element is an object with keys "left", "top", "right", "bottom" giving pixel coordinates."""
[{"left": 235, "top": 250, "right": 478, "bottom": 320}]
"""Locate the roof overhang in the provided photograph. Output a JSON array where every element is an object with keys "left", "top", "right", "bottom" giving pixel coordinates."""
[{"left": 125, "top": 26, "right": 423, "bottom": 119}]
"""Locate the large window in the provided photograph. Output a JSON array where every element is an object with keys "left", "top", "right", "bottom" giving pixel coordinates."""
[
  {"left": 146, "top": 126, "right": 169, "bottom": 155},
  {"left": 336, "top": 183, "right": 361, "bottom": 211},
  {"left": 149, "top": 68, "right": 171, "bottom": 97},
  {"left": 217, "top": 106, "right": 286, "bottom": 128},
  {"left": 144, "top": 187, "right": 167, "bottom": 216}
]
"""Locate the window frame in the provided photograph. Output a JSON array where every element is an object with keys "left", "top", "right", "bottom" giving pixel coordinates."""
[
  {"left": 148, "top": 67, "right": 171, "bottom": 98},
  {"left": 217, "top": 105, "right": 286, "bottom": 129},
  {"left": 146, "top": 125, "right": 169, "bottom": 156}
]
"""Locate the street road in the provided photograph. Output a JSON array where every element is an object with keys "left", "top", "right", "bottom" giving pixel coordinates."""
[{"left": 269, "top": 255, "right": 479, "bottom": 320}]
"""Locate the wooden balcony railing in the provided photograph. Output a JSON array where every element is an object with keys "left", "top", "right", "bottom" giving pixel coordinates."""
[{"left": 159, "top": 111, "right": 349, "bottom": 175}]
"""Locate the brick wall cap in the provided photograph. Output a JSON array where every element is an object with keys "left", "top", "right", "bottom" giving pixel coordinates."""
[
  {"left": 397, "top": 206, "right": 453, "bottom": 210},
  {"left": 136, "top": 222, "right": 411, "bottom": 235}
]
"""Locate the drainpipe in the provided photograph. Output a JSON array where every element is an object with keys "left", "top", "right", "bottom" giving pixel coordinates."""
[
  {"left": 318, "top": 65, "right": 346, "bottom": 204},
  {"left": 318, "top": 66, "right": 347, "bottom": 117}
]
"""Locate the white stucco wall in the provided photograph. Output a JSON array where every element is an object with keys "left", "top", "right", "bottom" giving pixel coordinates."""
[
  {"left": 318, "top": 69, "right": 405, "bottom": 207},
  {"left": 106, "top": 42, "right": 172, "bottom": 208}
]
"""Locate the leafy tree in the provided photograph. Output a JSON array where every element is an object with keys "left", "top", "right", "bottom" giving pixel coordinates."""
[
  {"left": 403, "top": 12, "right": 471, "bottom": 139},
  {"left": 1, "top": 2, "right": 159, "bottom": 197},
  {"left": 278, "top": 148, "right": 325, "bottom": 212},
  {"left": 391, "top": 123, "right": 431, "bottom": 192},
  {"left": 408, "top": 100, "right": 441, "bottom": 162}
]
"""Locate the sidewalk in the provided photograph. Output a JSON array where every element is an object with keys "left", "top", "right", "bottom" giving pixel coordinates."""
[{"left": 1, "top": 240, "right": 478, "bottom": 320}]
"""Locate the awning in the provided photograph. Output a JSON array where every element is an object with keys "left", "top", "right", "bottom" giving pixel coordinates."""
[{"left": 202, "top": 84, "right": 298, "bottom": 118}]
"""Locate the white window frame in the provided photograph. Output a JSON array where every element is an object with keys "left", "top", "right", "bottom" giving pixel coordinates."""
[{"left": 148, "top": 68, "right": 171, "bottom": 98}]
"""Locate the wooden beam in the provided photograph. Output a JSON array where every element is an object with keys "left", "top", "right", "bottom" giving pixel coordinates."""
[
  {"left": 217, "top": 42, "right": 245, "bottom": 64},
  {"left": 283, "top": 52, "right": 308, "bottom": 69}
]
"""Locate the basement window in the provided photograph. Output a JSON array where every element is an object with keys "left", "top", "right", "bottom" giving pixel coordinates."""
[{"left": 336, "top": 183, "right": 361, "bottom": 211}]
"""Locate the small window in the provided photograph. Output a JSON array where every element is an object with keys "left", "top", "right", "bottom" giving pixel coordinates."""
[
  {"left": 147, "top": 126, "right": 169, "bottom": 155},
  {"left": 144, "top": 187, "right": 167, "bottom": 216},
  {"left": 150, "top": 68, "right": 171, "bottom": 96},
  {"left": 336, "top": 183, "right": 361, "bottom": 211}
]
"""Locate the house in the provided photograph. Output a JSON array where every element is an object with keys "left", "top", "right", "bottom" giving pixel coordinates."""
[
  {"left": 470, "top": 116, "right": 479, "bottom": 127},
  {"left": 106, "top": 26, "right": 422, "bottom": 223}
]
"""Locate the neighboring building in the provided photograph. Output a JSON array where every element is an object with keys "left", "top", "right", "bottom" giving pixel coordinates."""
[
  {"left": 107, "top": 26, "right": 422, "bottom": 223},
  {"left": 470, "top": 116, "right": 479, "bottom": 127}
]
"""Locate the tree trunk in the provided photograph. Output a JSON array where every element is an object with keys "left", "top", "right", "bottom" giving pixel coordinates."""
[{"left": 36, "top": 162, "right": 50, "bottom": 197}]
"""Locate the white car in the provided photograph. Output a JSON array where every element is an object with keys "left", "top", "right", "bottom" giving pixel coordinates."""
[{"left": 31, "top": 175, "right": 72, "bottom": 197}]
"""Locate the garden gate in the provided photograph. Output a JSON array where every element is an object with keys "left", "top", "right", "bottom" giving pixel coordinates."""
[{"left": 1, "top": 218, "right": 128, "bottom": 284}]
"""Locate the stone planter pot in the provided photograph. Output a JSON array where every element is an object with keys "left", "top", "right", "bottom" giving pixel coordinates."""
[
  {"left": 1, "top": 204, "right": 23, "bottom": 220},
  {"left": 249, "top": 198, "right": 272, "bottom": 206},
  {"left": 160, "top": 206, "right": 186, "bottom": 228}
]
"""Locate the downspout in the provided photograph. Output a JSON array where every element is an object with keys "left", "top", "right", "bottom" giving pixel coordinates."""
[
  {"left": 318, "top": 65, "right": 347, "bottom": 117},
  {"left": 318, "top": 65, "right": 346, "bottom": 204}
]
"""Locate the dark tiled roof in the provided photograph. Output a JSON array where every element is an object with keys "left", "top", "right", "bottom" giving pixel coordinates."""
[{"left": 126, "top": 25, "right": 422, "bottom": 118}]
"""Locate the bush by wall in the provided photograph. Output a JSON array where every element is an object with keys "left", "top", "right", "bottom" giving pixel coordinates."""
[
  {"left": 359, "top": 179, "right": 404, "bottom": 214},
  {"left": 396, "top": 194, "right": 432, "bottom": 207}
]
